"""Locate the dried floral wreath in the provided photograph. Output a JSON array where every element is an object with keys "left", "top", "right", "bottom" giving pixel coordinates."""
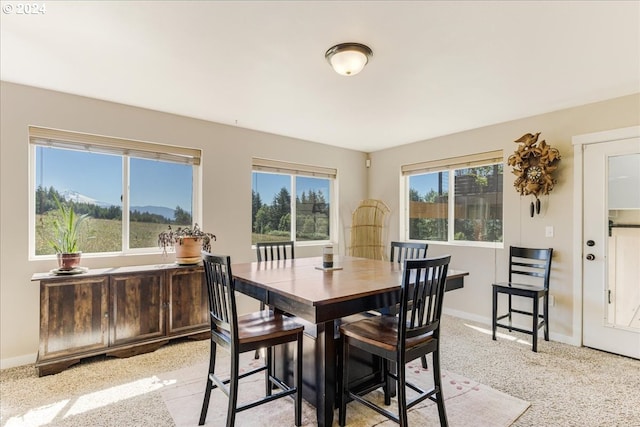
[{"left": 508, "top": 132, "right": 561, "bottom": 217}]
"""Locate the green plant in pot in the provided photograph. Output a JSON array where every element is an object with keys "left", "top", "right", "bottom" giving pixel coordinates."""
[
  {"left": 48, "top": 196, "right": 89, "bottom": 270},
  {"left": 158, "top": 223, "right": 216, "bottom": 265}
]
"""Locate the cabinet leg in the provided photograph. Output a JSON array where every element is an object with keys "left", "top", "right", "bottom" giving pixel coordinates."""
[
  {"left": 107, "top": 340, "right": 169, "bottom": 358},
  {"left": 36, "top": 358, "right": 82, "bottom": 377}
]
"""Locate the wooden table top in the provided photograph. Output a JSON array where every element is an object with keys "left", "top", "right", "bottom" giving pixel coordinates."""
[{"left": 231, "top": 255, "right": 468, "bottom": 308}]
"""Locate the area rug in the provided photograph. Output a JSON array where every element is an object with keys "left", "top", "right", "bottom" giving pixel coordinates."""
[{"left": 160, "top": 352, "right": 530, "bottom": 426}]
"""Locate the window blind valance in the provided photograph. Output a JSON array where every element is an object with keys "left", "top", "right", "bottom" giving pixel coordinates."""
[
  {"left": 401, "top": 150, "right": 503, "bottom": 176},
  {"left": 252, "top": 157, "right": 337, "bottom": 179},
  {"left": 29, "top": 126, "right": 201, "bottom": 166}
]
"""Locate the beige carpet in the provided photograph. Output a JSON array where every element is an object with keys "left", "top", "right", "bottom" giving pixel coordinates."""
[
  {"left": 161, "top": 351, "right": 530, "bottom": 426},
  {"left": 2, "top": 315, "right": 637, "bottom": 426}
]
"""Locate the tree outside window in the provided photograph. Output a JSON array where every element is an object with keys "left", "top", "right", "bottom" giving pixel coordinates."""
[
  {"left": 408, "top": 163, "right": 503, "bottom": 244},
  {"left": 252, "top": 172, "right": 331, "bottom": 244}
]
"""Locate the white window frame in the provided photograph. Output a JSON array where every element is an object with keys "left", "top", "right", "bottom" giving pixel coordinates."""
[
  {"left": 400, "top": 150, "right": 504, "bottom": 249},
  {"left": 252, "top": 158, "right": 338, "bottom": 246},
  {"left": 28, "top": 126, "right": 202, "bottom": 259}
]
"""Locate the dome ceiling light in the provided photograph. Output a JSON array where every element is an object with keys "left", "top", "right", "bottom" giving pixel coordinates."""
[{"left": 325, "top": 42, "right": 373, "bottom": 76}]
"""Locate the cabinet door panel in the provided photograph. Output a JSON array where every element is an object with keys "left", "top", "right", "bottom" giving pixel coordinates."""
[
  {"left": 40, "top": 277, "right": 109, "bottom": 359},
  {"left": 110, "top": 272, "right": 165, "bottom": 345},
  {"left": 167, "top": 267, "right": 209, "bottom": 335}
]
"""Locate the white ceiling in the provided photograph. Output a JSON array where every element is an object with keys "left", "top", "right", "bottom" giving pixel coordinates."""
[{"left": 1, "top": 1, "right": 639, "bottom": 152}]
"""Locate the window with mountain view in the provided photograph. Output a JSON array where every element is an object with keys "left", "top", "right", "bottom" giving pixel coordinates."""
[
  {"left": 31, "top": 127, "right": 200, "bottom": 256},
  {"left": 251, "top": 159, "right": 335, "bottom": 245},
  {"left": 404, "top": 152, "right": 503, "bottom": 245}
]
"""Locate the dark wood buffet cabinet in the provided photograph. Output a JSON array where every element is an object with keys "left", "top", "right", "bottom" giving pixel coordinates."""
[{"left": 31, "top": 263, "right": 209, "bottom": 376}]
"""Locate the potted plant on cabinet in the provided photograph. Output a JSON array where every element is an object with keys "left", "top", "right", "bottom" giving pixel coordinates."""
[
  {"left": 158, "top": 224, "right": 216, "bottom": 265},
  {"left": 48, "top": 196, "right": 89, "bottom": 271}
]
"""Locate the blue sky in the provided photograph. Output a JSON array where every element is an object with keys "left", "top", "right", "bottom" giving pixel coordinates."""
[
  {"left": 36, "top": 147, "right": 193, "bottom": 209},
  {"left": 409, "top": 172, "right": 448, "bottom": 197},
  {"left": 252, "top": 172, "right": 329, "bottom": 204},
  {"left": 37, "top": 148, "right": 329, "bottom": 212}
]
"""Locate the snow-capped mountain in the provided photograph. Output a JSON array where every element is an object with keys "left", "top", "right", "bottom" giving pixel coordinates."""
[
  {"left": 61, "top": 190, "right": 175, "bottom": 220},
  {"left": 60, "top": 189, "right": 107, "bottom": 206}
]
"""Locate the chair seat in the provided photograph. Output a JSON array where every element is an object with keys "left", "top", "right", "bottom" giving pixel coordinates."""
[
  {"left": 340, "top": 316, "right": 434, "bottom": 353},
  {"left": 237, "top": 311, "right": 304, "bottom": 343},
  {"left": 214, "top": 310, "right": 304, "bottom": 349},
  {"left": 493, "top": 282, "right": 546, "bottom": 296}
]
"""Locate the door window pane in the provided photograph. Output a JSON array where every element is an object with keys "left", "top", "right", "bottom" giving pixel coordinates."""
[{"left": 607, "top": 153, "right": 640, "bottom": 330}]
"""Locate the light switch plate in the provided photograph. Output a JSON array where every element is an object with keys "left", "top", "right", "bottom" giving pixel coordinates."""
[{"left": 545, "top": 226, "right": 554, "bottom": 237}]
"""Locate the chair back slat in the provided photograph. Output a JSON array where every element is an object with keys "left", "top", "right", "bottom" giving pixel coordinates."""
[
  {"left": 508, "top": 246, "right": 553, "bottom": 289},
  {"left": 390, "top": 241, "right": 428, "bottom": 264},
  {"left": 202, "top": 252, "right": 237, "bottom": 344},
  {"left": 398, "top": 256, "right": 450, "bottom": 345},
  {"left": 256, "top": 241, "right": 295, "bottom": 262}
]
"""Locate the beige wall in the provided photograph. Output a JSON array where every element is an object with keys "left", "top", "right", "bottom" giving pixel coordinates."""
[
  {"left": 368, "top": 93, "right": 640, "bottom": 342},
  {"left": 2, "top": 81, "right": 638, "bottom": 367},
  {"left": 0, "top": 82, "right": 367, "bottom": 366}
]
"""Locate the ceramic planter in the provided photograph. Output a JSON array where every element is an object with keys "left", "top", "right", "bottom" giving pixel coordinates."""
[{"left": 175, "top": 237, "right": 202, "bottom": 265}]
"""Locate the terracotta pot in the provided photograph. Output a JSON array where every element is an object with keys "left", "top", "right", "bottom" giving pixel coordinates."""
[
  {"left": 175, "top": 237, "right": 202, "bottom": 265},
  {"left": 57, "top": 252, "right": 82, "bottom": 270}
]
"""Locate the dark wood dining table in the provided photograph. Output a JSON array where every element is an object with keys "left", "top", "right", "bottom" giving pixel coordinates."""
[{"left": 231, "top": 255, "right": 468, "bottom": 427}]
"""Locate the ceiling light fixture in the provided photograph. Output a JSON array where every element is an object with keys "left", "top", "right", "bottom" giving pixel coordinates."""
[{"left": 325, "top": 42, "right": 373, "bottom": 76}]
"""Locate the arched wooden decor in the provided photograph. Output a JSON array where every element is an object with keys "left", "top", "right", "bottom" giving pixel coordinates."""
[{"left": 508, "top": 132, "right": 561, "bottom": 217}]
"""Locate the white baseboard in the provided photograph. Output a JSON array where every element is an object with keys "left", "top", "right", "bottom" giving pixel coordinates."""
[
  {"left": 0, "top": 353, "right": 36, "bottom": 370},
  {"left": 443, "top": 308, "right": 579, "bottom": 347},
  {"left": 443, "top": 307, "right": 491, "bottom": 325}
]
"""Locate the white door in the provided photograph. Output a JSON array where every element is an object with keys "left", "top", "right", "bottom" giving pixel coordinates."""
[{"left": 583, "top": 137, "right": 640, "bottom": 359}]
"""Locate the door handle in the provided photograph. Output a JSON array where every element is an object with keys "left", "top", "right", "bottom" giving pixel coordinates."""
[{"left": 586, "top": 254, "right": 595, "bottom": 261}]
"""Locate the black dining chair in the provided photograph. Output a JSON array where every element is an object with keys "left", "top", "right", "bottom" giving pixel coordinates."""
[
  {"left": 199, "top": 252, "right": 303, "bottom": 427},
  {"left": 339, "top": 255, "right": 451, "bottom": 427},
  {"left": 382, "top": 241, "right": 430, "bottom": 368},
  {"left": 254, "top": 241, "right": 295, "bottom": 359},
  {"left": 389, "top": 241, "right": 428, "bottom": 264},
  {"left": 492, "top": 246, "right": 553, "bottom": 352},
  {"left": 256, "top": 241, "right": 295, "bottom": 263}
]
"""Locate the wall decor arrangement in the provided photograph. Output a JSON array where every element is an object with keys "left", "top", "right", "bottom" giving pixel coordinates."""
[{"left": 508, "top": 132, "right": 561, "bottom": 217}]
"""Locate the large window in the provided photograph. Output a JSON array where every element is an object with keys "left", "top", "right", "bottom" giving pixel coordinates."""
[
  {"left": 31, "top": 127, "right": 201, "bottom": 256},
  {"left": 403, "top": 151, "right": 503, "bottom": 246},
  {"left": 252, "top": 158, "right": 336, "bottom": 245}
]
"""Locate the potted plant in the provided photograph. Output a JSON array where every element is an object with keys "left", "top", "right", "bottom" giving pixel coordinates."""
[
  {"left": 48, "top": 196, "right": 89, "bottom": 270},
  {"left": 158, "top": 223, "right": 216, "bottom": 265}
]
